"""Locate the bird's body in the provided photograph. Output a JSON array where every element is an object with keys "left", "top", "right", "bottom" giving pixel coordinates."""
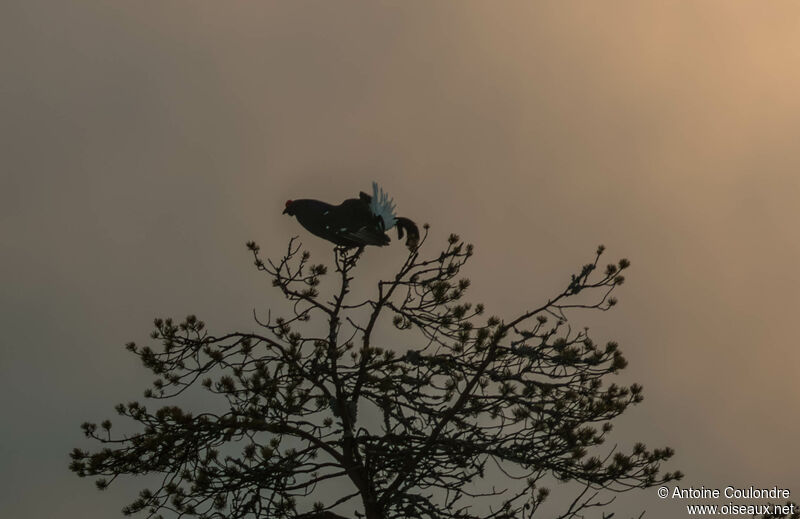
[
  {"left": 287, "top": 197, "right": 391, "bottom": 248},
  {"left": 284, "top": 183, "right": 419, "bottom": 251}
]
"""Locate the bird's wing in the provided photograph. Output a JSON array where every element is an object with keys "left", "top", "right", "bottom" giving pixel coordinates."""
[
  {"left": 335, "top": 225, "right": 390, "bottom": 246},
  {"left": 328, "top": 198, "right": 389, "bottom": 245}
]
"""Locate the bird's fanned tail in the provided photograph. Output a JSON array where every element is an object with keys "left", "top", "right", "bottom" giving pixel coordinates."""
[{"left": 370, "top": 182, "right": 397, "bottom": 231}]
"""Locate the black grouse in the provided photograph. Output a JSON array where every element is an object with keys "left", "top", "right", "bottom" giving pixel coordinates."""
[{"left": 283, "top": 182, "right": 420, "bottom": 251}]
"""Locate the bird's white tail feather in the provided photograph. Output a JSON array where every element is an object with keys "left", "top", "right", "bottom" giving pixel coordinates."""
[{"left": 370, "top": 182, "right": 397, "bottom": 230}]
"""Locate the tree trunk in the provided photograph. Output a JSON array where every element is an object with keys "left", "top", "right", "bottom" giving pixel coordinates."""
[
  {"left": 303, "top": 512, "right": 352, "bottom": 519},
  {"left": 363, "top": 499, "right": 383, "bottom": 519}
]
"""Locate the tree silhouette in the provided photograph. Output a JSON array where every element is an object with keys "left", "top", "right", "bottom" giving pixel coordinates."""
[{"left": 70, "top": 228, "right": 681, "bottom": 519}]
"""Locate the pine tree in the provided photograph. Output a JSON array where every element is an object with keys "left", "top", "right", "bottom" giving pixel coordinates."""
[{"left": 70, "top": 227, "right": 681, "bottom": 519}]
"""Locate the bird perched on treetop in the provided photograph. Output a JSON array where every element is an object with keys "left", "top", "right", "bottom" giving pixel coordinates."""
[{"left": 283, "top": 182, "right": 420, "bottom": 251}]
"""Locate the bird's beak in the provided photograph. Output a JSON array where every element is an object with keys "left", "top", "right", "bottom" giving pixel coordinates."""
[{"left": 282, "top": 208, "right": 288, "bottom": 215}]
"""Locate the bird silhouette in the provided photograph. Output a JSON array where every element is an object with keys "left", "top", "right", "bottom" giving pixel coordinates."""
[{"left": 283, "top": 182, "right": 419, "bottom": 251}]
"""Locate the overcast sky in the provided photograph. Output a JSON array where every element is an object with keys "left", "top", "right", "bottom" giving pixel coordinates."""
[{"left": 3, "top": 2, "right": 800, "bottom": 518}]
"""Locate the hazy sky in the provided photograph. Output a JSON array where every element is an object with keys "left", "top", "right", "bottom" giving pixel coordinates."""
[{"left": 3, "top": 2, "right": 800, "bottom": 518}]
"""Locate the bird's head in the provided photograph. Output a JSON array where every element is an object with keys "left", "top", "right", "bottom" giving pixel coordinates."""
[{"left": 282, "top": 199, "right": 295, "bottom": 216}]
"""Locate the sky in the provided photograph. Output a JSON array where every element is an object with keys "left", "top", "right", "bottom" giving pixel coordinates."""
[{"left": 2, "top": 1, "right": 800, "bottom": 518}]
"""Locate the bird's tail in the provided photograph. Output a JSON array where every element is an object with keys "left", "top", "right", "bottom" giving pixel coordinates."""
[
  {"left": 396, "top": 217, "right": 420, "bottom": 251},
  {"left": 370, "top": 182, "right": 397, "bottom": 231}
]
